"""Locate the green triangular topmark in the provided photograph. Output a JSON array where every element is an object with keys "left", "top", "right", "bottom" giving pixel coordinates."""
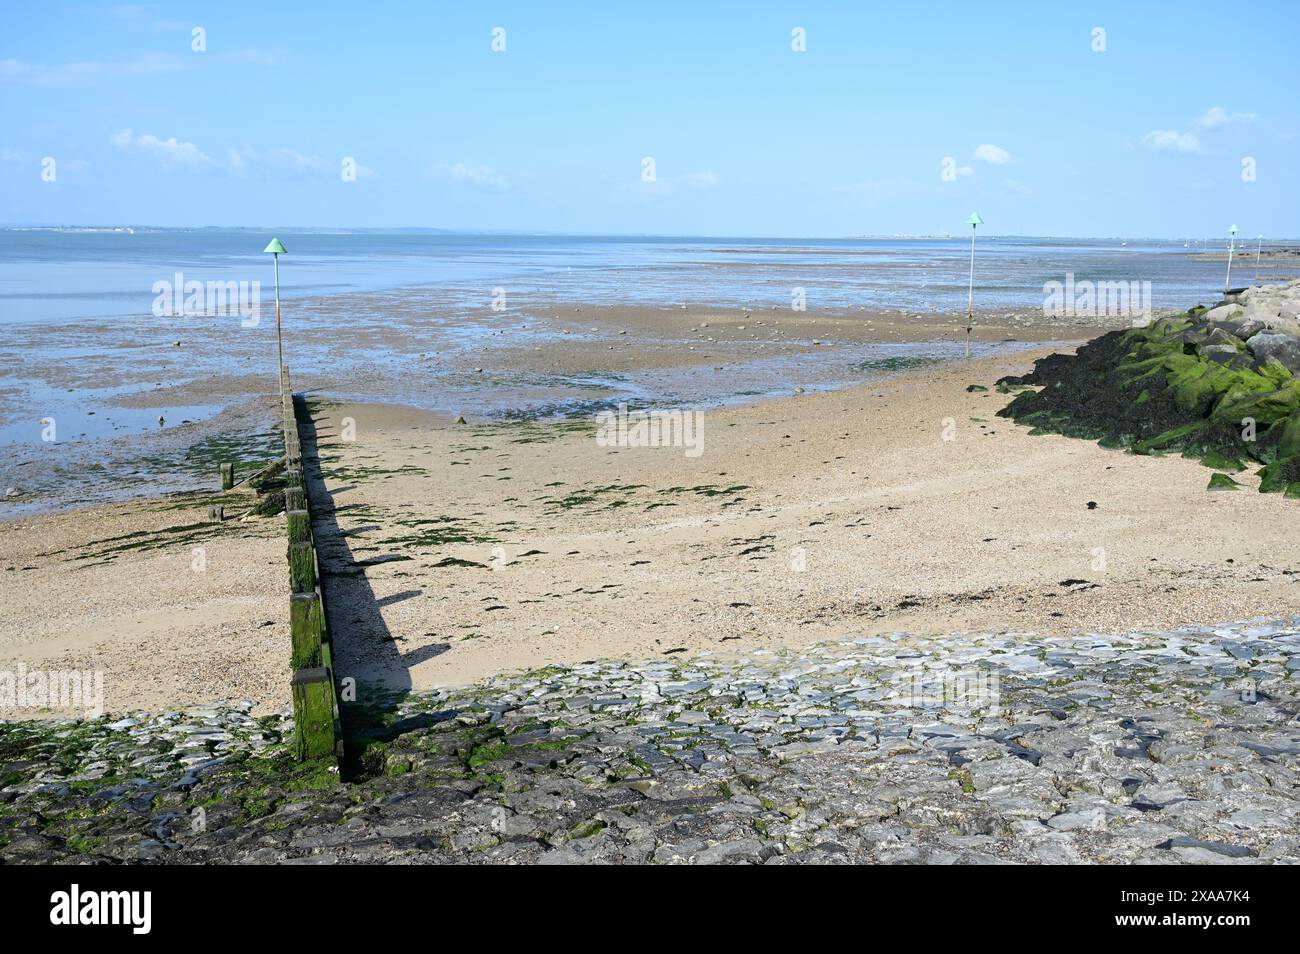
[
  {"left": 967, "top": 212, "right": 984, "bottom": 226},
  {"left": 263, "top": 238, "right": 287, "bottom": 254}
]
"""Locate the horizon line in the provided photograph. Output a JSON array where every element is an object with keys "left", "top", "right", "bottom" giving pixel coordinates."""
[{"left": 2, "top": 224, "right": 1292, "bottom": 243}]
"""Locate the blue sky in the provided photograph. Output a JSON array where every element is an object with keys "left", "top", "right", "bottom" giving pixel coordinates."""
[{"left": 1, "top": 1, "right": 1297, "bottom": 237}]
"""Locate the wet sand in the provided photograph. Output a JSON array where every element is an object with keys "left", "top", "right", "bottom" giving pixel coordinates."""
[
  {"left": 305, "top": 348, "right": 1300, "bottom": 695},
  {"left": 0, "top": 301, "right": 1102, "bottom": 517},
  {"left": 4, "top": 310, "right": 1299, "bottom": 716}
]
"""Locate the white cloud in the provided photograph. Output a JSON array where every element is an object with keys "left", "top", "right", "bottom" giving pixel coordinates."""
[
  {"left": 973, "top": 143, "right": 1012, "bottom": 165},
  {"left": 635, "top": 170, "right": 721, "bottom": 197},
  {"left": 677, "top": 170, "right": 720, "bottom": 188},
  {"left": 1194, "top": 106, "right": 1256, "bottom": 129},
  {"left": 1140, "top": 129, "right": 1203, "bottom": 155},
  {"left": 1003, "top": 178, "right": 1032, "bottom": 198},
  {"left": 227, "top": 146, "right": 372, "bottom": 179},
  {"left": 267, "top": 148, "right": 332, "bottom": 175},
  {"left": 428, "top": 162, "right": 512, "bottom": 190},
  {"left": 218, "top": 49, "right": 283, "bottom": 67},
  {"left": 111, "top": 129, "right": 212, "bottom": 167},
  {"left": 0, "top": 52, "right": 187, "bottom": 85},
  {"left": 0, "top": 46, "right": 277, "bottom": 85}
]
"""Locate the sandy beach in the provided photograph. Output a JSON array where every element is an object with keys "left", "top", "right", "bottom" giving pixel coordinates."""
[
  {"left": 309, "top": 345, "right": 1300, "bottom": 692},
  {"left": 5, "top": 328, "right": 1298, "bottom": 715}
]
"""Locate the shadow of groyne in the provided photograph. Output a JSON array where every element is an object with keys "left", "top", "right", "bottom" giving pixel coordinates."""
[{"left": 295, "top": 396, "right": 450, "bottom": 777}]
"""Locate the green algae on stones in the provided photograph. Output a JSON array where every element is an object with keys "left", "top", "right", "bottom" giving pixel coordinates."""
[
  {"left": 1207, "top": 473, "right": 1240, "bottom": 491},
  {"left": 996, "top": 312, "right": 1300, "bottom": 499}
]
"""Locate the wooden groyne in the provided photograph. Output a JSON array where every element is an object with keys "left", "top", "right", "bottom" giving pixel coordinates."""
[{"left": 280, "top": 367, "right": 341, "bottom": 762}]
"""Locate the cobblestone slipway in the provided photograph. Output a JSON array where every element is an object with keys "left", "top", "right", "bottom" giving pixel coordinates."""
[{"left": 2, "top": 618, "right": 1298, "bottom": 864}]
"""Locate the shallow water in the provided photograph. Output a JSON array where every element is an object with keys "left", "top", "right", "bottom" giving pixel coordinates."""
[
  {"left": 0, "top": 228, "right": 1293, "bottom": 514},
  {"left": 0, "top": 229, "right": 1267, "bottom": 326}
]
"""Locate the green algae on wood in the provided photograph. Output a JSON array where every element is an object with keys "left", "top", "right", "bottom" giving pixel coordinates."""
[
  {"left": 289, "top": 590, "right": 324, "bottom": 669},
  {"left": 290, "top": 666, "right": 337, "bottom": 761}
]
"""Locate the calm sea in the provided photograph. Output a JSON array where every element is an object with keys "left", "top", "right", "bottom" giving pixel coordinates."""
[
  {"left": 0, "top": 228, "right": 1291, "bottom": 514},
  {"left": 0, "top": 229, "right": 1263, "bottom": 325}
]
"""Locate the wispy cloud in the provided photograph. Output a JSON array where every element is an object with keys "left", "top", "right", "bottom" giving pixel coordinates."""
[
  {"left": 111, "top": 129, "right": 212, "bottom": 167},
  {"left": 229, "top": 146, "right": 373, "bottom": 179},
  {"left": 830, "top": 177, "right": 924, "bottom": 202},
  {"left": 267, "top": 148, "right": 333, "bottom": 175},
  {"left": 1139, "top": 107, "right": 1253, "bottom": 156},
  {"left": 452, "top": 162, "right": 511, "bottom": 190},
  {"left": 973, "top": 143, "right": 1012, "bottom": 165},
  {"left": 430, "top": 162, "right": 513, "bottom": 191},
  {"left": 217, "top": 49, "right": 283, "bottom": 67},
  {"left": 1140, "top": 129, "right": 1203, "bottom": 155},
  {"left": 0, "top": 46, "right": 279, "bottom": 85},
  {"left": 115, "top": 131, "right": 366, "bottom": 181},
  {"left": 0, "top": 52, "right": 187, "bottom": 85},
  {"left": 634, "top": 169, "right": 721, "bottom": 197},
  {"left": 1194, "top": 106, "right": 1256, "bottom": 129}
]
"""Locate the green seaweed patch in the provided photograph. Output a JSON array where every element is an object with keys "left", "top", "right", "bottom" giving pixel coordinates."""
[
  {"left": 659, "top": 484, "right": 751, "bottom": 497},
  {"left": 326, "top": 463, "right": 428, "bottom": 482},
  {"left": 996, "top": 316, "right": 1300, "bottom": 499},
  {"left": 854, "top": 355, "right": 946, "bottom": 374},
  {"left": 540, "top": 483, "right": 647, "bottom": 512},
  {"left": 379, "top": 515, "right": 498, "bottom": 550},
  {"left": 430, "top": 557, "right": 489, "bottom": 569},
  {"left": 1207, "top": 472, "right": 1240, "bottom": 491},
  {"left": 54, "top": 519, "right": 245, "bottom": 563},
  {"left": 182, "top": 429, "right": 283, "bottom": 479}
]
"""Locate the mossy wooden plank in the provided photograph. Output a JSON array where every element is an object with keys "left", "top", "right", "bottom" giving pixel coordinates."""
[
  {"left": 291, "top": 666, "right": 337, "bottom": 762},
  {"left": 284, "top": 485, "right": 307, "bottom": 512},
  {"left": 286, "top": 508, "right": 311, "bottom": 543},
  {"left": 288, "top": 540, "right": 317, "bottom": 594},
  {"left": 290, "top": 591, "right": 323, "bottom": 667}
]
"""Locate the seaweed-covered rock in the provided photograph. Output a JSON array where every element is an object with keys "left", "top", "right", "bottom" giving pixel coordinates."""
[
  {"left": 997, "top": 284, "right": 1300, "bottom": 498},
  {"left": 1207, "top": 472, "right": 1240, "bottom": 491},
  {"left": 1247, "top": 332, "right": 1300, "bottom": 374}
]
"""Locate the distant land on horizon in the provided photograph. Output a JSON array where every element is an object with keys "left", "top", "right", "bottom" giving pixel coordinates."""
[{"left": 2, "top": 224, "right": 1296, "bottom": 243}]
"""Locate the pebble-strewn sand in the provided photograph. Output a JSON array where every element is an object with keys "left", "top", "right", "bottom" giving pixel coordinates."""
[
  {"left": 4, "top": 340, "right": 1299, "bottom": 716},
  {"left": 304, "top": 346, "right": 1300, "bottom": 694}
]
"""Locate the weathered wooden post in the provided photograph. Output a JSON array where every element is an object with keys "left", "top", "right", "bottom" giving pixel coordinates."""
[
  {"left": 284, "top": 485, "right": 306, "bottom": 512},
  {"left": 291, "top": 667, "right": 336, "bottom": 761},
  {"left": 289, "top": 591, "right": 324, "bottom": 667},
  {"left": 279, "top": 359, "right": 339, "bottom": 764},
  {"left": 219, "top": 462, "right": 235, "bottom": 490},
  {"left": 286, "top": 507, "right": 311, "bottom": 542},
  {"left": 207, "top": 504, "right": 224, "bottom": 522},
  {"left": 288, "top": 540, "right": 317, "bottom": 592}
]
